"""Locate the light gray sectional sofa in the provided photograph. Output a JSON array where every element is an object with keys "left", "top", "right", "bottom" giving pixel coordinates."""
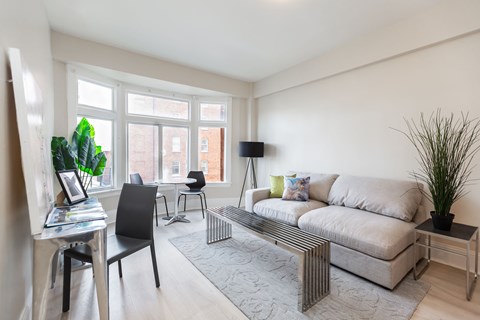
[{"left": 245, "top": 173, "right": 426, "bottom": 289}]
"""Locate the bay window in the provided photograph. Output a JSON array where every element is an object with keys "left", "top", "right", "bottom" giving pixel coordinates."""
[{"left": 69, "top": 66, "right": 231, "bottom": 192}]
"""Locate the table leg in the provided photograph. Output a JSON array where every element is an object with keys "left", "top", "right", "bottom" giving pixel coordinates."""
[
  {"left": 413, "top": 230, "right": 417, "bottom": 279},
  {"left": 33, "top": 227, "right": 109, "bottom": 320},
  {"left": 413, "top": 232, "right": 430, "bottom": 280},
  {"left": 50, "top": 249, "right": 59, "bottom": 288},
  {"left": 165, "top": 184, "right": 190, "bottom": 225},
  {"left": 466, "top": 230, "right": 479, "bottom": 301},
  {"left": 206, "top": 211, "right": 232, "bottom": 244},
  {"left": 89, "top": 228, "right": 109, "bottom": 320},
  {"left": 33, "top": 238, "right": 60, "bottom": 320},
  {"left": 476, "top": 231, "right": 479, "bottom": 278},
  {"left": 467, "top": 241, "right": 471, "bottom": 300}
]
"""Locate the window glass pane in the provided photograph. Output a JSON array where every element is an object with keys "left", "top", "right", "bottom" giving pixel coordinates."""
[
  {"left": 78, "top": 79, "right": 113, "bottom": 110},
  {"left": 201, "top": 160, "right": 209, "bottom": 174},
  {"left": 128, "top": 93, "right": 189, "bottom": 120},
  {"left": 172, "top": 161, "right": 180, "bottom": 175},
  {"left": 198, "top": 127, "right": 225, "bottom": 182},
  {"left": 200, "top": 138, "right": 208, "bottom": 152},
  {"left": 76, "top": 117, "right": 113, "bottom": 189},
  {"left": 162, "top": 127, "right": 188, "bottom": 179},
  {"left": 172, "top": 137, "right": 181, "bottom": 153},
  {"left": 128, "top": 123, "right": 159, "bottom": 183},
  {"left": 200, "top": 103, "right": 225, "bottom": 121}
]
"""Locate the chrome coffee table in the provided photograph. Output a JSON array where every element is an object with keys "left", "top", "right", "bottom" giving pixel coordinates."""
[{"left": 206, "top": 205, "right": 330, "bottom": 312}]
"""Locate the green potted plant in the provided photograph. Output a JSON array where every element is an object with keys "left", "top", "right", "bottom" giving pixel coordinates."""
[
  {"left": 396, "top": 110, "right": 480, "bottom": 231},
  {"left": 51, "top": 117, "right": 107, "bottom": 192}
]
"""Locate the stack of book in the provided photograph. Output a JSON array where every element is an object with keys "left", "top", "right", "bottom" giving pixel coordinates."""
[{"left": 44, "top": 198, "right": 107, "bottom": 228}]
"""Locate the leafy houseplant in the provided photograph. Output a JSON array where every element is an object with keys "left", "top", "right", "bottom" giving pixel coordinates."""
[
  {"left": 396, "top": 110, "right": 480, "bottom": 231},
  {"left": 51, "top": 118, "right": 107, "bottom": 191}
]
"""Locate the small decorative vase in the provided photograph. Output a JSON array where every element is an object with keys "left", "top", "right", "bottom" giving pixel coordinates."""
[{"left": 430, "top": 211, "right": 455, "bottom": 231}]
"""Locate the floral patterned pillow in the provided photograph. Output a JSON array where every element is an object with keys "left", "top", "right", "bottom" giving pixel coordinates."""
[{"left": 282, "top": 177, "right": 310, "bottom": 201}]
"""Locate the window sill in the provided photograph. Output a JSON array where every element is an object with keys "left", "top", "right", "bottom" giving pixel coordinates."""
[
  {"left": 206, "top": 182, "right": 232, "bottom": 188},
  {"left": 88, "top": 188, "right": 122, "bottom": 199},
  {"left": 86, "top": 181, "right": 231, "bottom": 199}
]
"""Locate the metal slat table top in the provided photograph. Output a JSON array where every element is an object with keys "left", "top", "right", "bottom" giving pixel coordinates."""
[{"left": 208, "top": 206, "right": 329, "bottom": 246}]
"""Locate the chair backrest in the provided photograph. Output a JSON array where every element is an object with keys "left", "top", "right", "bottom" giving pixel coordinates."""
[
  {"left": 129, "top": 173, "right": 144, "bottom": 185},
  {"left": 186, "top": 171, "right": 206, "bottom": 191},
  {"left": 115, "top": 183, "right": 158, "bottom": 240}
]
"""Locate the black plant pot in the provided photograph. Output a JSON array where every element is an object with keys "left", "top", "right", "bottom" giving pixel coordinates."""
[{"left": 430, "top": 212, "right": 455, "bottom": 231}]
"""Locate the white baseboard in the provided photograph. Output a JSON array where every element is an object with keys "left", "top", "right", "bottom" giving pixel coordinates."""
[{"left": 106, "top": 197, "right": 239, "bottom": 224}]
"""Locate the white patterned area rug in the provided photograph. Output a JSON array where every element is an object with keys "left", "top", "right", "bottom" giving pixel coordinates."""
[{"left": 169, "top": 228, "right": 430, "bottom": 320}]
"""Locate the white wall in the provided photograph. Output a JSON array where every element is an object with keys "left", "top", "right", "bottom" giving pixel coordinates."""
[
  {"left": 0, "top": 0, "right": 54, "bottom": 319},
  {"left": 254, "top": 0, "right": 480, "bottom": 98},
  {"left": 256, "top": 29, "right": 480, "bottom": 269}
]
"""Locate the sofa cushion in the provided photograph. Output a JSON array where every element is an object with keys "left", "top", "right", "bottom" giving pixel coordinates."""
[
  {"left": 298, "top": 206, "right": 417, "bottom": 260},
  {"left": 291, "top": 172, "right": 339, "bottom": 202},
  {"left": 282, "top": 177, "right": 310, "bottom": 201},
  {"left": 327, "top": 175, "right": 423, "bottom": 222},
  {"left": 253, "top": 198, "right": 327, "bottom": 226}
]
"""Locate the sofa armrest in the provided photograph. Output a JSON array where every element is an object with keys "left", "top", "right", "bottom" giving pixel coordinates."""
[{"left": 245, "top": 187, "right": 271, "bottom": 212}]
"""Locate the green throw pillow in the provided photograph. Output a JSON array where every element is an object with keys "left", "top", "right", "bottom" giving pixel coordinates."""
[{"left": 270, "top": 174, "right": 296, "bottom": 198}]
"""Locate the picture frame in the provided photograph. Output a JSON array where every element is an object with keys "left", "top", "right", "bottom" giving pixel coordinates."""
[{"left": 56, "top": 169, "right": 89, "bottom": 205}]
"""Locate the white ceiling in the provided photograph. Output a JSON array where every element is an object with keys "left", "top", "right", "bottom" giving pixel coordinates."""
[{"left": 43, "top": 0, "right": 443, "bottom": 82}]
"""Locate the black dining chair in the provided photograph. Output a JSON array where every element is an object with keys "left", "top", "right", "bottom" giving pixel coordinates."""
[
  {"left": 177, "top": 171, "right": 207, "bottom": 218},
  {"left": 62, "top": 183, "right": 160, "bottom": 312},
  {"left": 130, "top": 173, "right": 169, "bottom": 226}
]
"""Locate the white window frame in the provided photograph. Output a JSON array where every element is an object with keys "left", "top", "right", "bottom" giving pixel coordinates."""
[
  {"left": 67, "top": 66, "right": 119, "bottom": 192},
  {"left": 125, "top": 87, "right": 192, "bottom": 182},
  {"left": 126, "top": 121, "right": 160, "bottom": 183},
  {"left": 195, "top": 97, "right": 231, "bottom": 184},
  {"left": 126, "top": 90, "right": 191, "bottom": 121},
  {"left": 67, "top": 66, "right": 232, "bottom": 194}
]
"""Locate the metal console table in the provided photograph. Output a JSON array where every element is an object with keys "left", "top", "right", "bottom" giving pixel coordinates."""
[
  {"left": 413, "top": 219, "right": 478, "bottom": 301},
  {"left": 206, "top": 206, "right": 330, "bottom": 312},
  {"left": 33, "top": 220, "right": 108, "bottom": 320}
]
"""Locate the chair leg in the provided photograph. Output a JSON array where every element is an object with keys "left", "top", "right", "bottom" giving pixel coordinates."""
[
  {"left": 202, "top": 192, "right": 208, "bottom": 209},
  {"left": 183, "top": 194, "right": 187, "bottom": 212},
  {"left": 118, "top": 259, "right": 123, "bottom": 278},
  {"left": 150, "top": 243, "right": 160, "bottom": 288},
  {"left": 198, "top": 194, "right": 205, "bottom": 219},
  {"left": 62, "top": 255, "right": 72, "bottom": 312},
  {"left": 154, "top": 201, "right": 158, "bottom": 227},
  {"left": 163, "top": 196, "right": 169, "bottom": 217}
]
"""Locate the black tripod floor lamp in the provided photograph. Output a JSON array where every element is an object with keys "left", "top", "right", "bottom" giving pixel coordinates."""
[{"left": 238, "top": 141, "right": 264, "bottom": 208}]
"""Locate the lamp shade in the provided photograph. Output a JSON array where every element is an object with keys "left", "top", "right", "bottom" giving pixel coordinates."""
[{"left": 239, "top": 141, "right": 264, "bottom": 158}]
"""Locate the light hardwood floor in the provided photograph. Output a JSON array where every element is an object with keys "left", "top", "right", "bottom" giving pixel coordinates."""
[{"left": 46, "top": 210, "right": 480, "bottom": 320}]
